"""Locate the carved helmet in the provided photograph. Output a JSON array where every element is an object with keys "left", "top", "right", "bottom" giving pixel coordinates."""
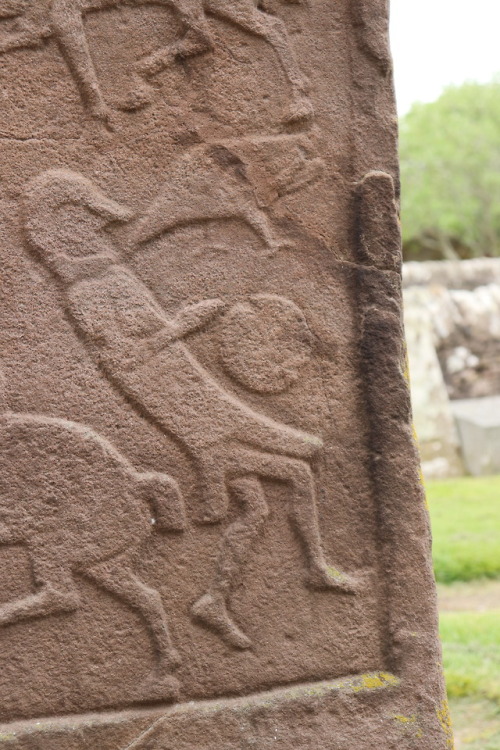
[{"left": 23, "top": 169, "right": 133, "bottom": 283}]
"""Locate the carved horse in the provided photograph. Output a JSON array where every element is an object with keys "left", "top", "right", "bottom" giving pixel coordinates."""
[
  {"left": 0, "top": 0, "right": 311, "bottom": 125},
  {"left": 0, "top": 403, "right": 186, "bottom": 702}
]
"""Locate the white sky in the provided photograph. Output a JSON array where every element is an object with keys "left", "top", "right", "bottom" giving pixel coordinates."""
[{"left": 390, "top": 0, "right": 500, "bottom": 114}]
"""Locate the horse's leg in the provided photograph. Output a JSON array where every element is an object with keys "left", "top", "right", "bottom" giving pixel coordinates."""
[
  {"left": 191, "top": 475, "right": 268, "bottom": 649},
  {"left": 50, "top": 0, "right": 112, "bottom": 125},
  {"left": 0, "top": 550, "right": 80, "bottom": 627},
  {"left": 120, "top": 0, "right": 212, "bottom": 112},
  {"left": 204, "top": 0, "right": 313, "bottom": 122},
  {"left": 227, "top": 448, "right": 357, "bottom": 593},
  {"left": 85, "top": 557, "right": 181, "bottom": 701}
]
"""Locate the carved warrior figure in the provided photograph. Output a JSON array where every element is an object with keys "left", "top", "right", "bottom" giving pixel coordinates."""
[
  {"left": 0, "top": 0, "right": 312, "bottom": 125},
  {"left": 0, "top": 369, "right": 186, "bottom": 702},
  {"left": 24, "top": 168, "right": 355, "bottom": 650}
]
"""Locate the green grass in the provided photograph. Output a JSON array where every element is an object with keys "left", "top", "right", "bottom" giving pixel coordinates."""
[
  {"left": 426, "top": 475, "right": 500, "bottom": 583},
  {"left": 449, "top": 698, "right": 500, "bottom": 750},
  {"left": 426, "top": 475, "right": 500, "bottom": 746},
  {"left": 439, "top": 610, "right": 500, "bottom": 703}
]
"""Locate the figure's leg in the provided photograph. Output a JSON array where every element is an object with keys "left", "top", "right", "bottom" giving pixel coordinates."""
[
  {"left": 120, "top": 0, "right": 212, "bottom": 112},
  {"left": 194, "top": 453, "right": 231, "bottom": 524},
  {"left": 204, "top": 0, "right": 313, "bottom": 122},
  {"left": 191, "top": 475, "right": 268, "bottom": 649},
  {"left": 235, "top": 411, "right": 323, "bottom": 461},
  {"left": 0, "top": 551, "right": 79, "bottom": 627},
  {"left": 137, "top": 472, "right": 186, "bottom": 532},
  {"left": 85, "top": 557, "right": 180, "bottom": 701},
  {"left": 50, "top": 0, "right": 111, "bottom": 125},
  {"left": 229, "top": 449, "right": 356, "bottom": 593}
]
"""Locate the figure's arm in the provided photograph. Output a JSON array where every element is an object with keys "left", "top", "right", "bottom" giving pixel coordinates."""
[
  {"left": 117, "top": 300, "right": 226, "bottom": 368},
  {"left": 171, "top": 299, "right": 226, "bottom": 339}
]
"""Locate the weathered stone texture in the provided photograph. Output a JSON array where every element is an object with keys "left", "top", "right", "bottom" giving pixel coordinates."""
[{"left": 0, "top": 1, "right": 449, "bottom": 747}]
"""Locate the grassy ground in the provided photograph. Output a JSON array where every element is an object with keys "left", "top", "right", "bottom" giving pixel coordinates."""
[
  {"left": 428, "top": 475, "right": 500, "bottom": 583},
  {"left": 427, "top": 475, "right": 500, "bottom": 749}
]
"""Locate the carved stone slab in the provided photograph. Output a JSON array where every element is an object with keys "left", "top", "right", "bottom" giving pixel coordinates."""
[{"left": 0, "top": 1, "right": 450, "bottom": 748}]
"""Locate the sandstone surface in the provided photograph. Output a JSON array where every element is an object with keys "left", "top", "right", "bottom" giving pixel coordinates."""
[{"left": 0, "top": 1, "right": 449, "bottom": 747}]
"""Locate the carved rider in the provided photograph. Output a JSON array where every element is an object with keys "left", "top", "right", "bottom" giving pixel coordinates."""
[
  {"left": 24, "top": 169, "right": 356, "bottom": 651},
  {"left": 0, "top": 0, "right": 312, "bottom": 125}
]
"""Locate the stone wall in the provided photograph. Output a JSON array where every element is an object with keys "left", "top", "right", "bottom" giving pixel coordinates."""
[{"left": 403, "top": 258, "right": 500, "bottom": 478}]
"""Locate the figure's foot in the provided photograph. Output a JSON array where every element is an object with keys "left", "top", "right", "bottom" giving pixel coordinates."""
[
  {"left": 191, "top": 594, "right": 252, "bottom": 649},
  {"left": 265, "top": 239, "right": 295, "bottom": 258},
  {"left": 307, "top": 564, "right": 357, "bottom": 594},
  {"left": 0, "top": 584, "right": 80, "bottom": 627},
  {"left": 138, "top": 672, "right": 181, "bottom": 703},
  {"left": 198, "top": 507, "right": 227, "bottom": 525},
  {"left": 283, "top": 96, "right": 314, "bottom": 125},
  {"left": 118, "top": 81, "right": 155, "bottom": 113},
  {"left": 173, "top": 27, "right": 213, "bottom": 61}
]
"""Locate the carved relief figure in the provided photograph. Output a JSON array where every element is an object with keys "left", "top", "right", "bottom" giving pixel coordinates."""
[
  {"left": 0, "top": 368, "right": 186, "bottom": 701},
  {"left": 125, "top": 145, "right": 286, "bottom": 255},
  {"left": 0, "top": 0, "right": 312, "bottom": 125},
  {"left": 24, "top": 168, "right": 355, "bottom": 651}
]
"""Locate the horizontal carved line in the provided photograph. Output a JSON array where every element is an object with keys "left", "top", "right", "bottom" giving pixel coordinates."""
[{"left": 0, "top": 672, "right": 400, "bottom": 741}]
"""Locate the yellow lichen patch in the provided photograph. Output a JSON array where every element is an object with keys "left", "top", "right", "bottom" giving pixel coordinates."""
[
  {"left": 402, "top": 348, "right": 411, "bottom": 385},
  {"left": 393, "top": 714, "right": 424, "bottom": 740},
  {"left": 394, "top": 714, "right": 417, "bottom": 724},
  {"left": 326, "top": 566, "right": 346, "bottom": 581},
  {"left": 437, "top": 699, "right": 455, "bottom": 749},
  {"left": 380, "top": 672, "right": 400, "bottom": 687},
  {"left": 361, "top": 674, "right": 385, "bottom": 689},
  {"left": 350, "top": 672, "right": 400, "bottom": 693}
]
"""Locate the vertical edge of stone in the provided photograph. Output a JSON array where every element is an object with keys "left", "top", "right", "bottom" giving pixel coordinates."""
[{"left": 349, "top": 3, "right": 452, "bottom": 746}]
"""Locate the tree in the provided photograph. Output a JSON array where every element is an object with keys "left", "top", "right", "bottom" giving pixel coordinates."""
[{"left": 399, "top": 78, "right": 500, "bottom": 260}]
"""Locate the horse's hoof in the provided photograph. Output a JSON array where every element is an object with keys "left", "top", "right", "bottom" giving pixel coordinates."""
[
  {"left": 166, "top": 648, "right": 182, "bottom": 670},
  {"left": 138, "top": 673, "right": 181, "bottom": 703},
  {"left": 118, "top": 84, "right": 155, "bottom": 113},
  {"left": 283, "top": 97, "right": 314, "bottom": 125},
  {"left": 90, "top": 104, "right": 115, "bottom": 132}
]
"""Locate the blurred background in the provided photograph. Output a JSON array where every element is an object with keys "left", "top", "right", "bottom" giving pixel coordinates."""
[{"left": 391, "top": 1, "right": 500, "bottom": 747}]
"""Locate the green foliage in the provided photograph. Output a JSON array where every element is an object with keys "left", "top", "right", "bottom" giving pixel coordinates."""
[
  {"left": 440, "top": 610, "right": 500, "bottom": 703},
  {"left": 426, "top": 475, "right": 500, "bottom": 583},
  {"left": 399, "top": 79, "right": 500, "bottom": 258}
]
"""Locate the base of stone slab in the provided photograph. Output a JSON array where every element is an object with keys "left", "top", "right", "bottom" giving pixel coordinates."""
[{"left": 0, "top": 671, "right": 447, "bottom": 750}]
